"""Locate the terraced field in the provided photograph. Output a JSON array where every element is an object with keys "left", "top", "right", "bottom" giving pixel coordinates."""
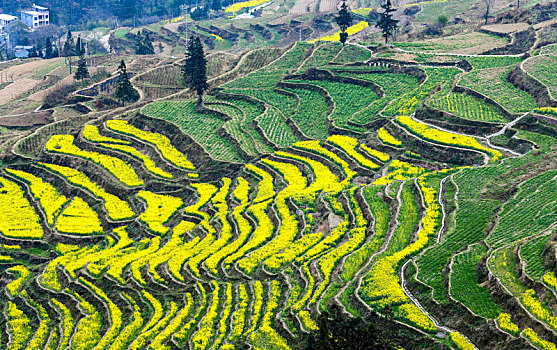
[{"left": 1, "top": 38, "right": 557, "bottom": 350}]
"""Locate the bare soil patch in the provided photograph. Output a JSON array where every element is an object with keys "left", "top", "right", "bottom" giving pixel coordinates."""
[
  {"left": 481, "top": 23, "right": 530, "bottom": 34},
  {"left": 0, "top": 78, "right": 42, "bottom": 106},
  {"left": 289, "top": 0, "right": 318, "bottom": 14},
  {"left": 0, "top": 57, "right": 64, "bottom": 81}
]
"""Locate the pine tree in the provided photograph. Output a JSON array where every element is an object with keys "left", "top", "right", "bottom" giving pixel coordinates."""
[
  {"left": 45, "top": 37, "right": 54, "bottom": 59},
  {"left": 134, "top": 31, "right": 144, "bottom": 54},
  {"left": 375, "top": 0, "right": 399, "bottom": 44},
  {"left": 74, "top": 54, "right": 89, "bottom": 81},
  {"left": 182, "top": 37, "right": 209, "bottom": 108},
  {"left": 335, "top": 2, "right": 353, "bottom": 45},
  {"left": 75, "top": 35, "right": 85, "bottom": 56},
  {"left": 63, "top": 30, "right": 75, "bottom": 73},
  {"left": 114, "top": 60, "right": 139, "bottom": 104}
]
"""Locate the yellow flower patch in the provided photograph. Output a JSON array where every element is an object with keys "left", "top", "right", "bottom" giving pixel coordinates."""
[
  {"left": 6, "top": 265, "right": 31, "bottom": 297},
  {"left": 395, "top": 116, "right": 502, "bottom": 161},
  {"left": 137, "top": 191, "right": 183, "bottom": 235},
  {"left": 55, "top": 197, "right": 103, "bottom": 235},
  {"left": 225, "top": 0, "right": 268, "bottom": 13},
  {"left": 46, "top": 134, "right": 144, "bottom": 187},
  {"left": 378, "top": 127, "right": 402, "bottom": 147},
  {"left": 450, "top": 332, "right": 475, "bottom": 350},
  {"left": 98, "top": 143, "right": 174, "bottom": 179},
  {"left": 39, "top": 163, "right": 135, "bottom": 221},
  {"left": 5, "top": 168, "right": 69, "bottom": 226},
  {"left": 82, "top": 125, "right": 130, "bottom": 144},
  {"left": 0, "top": 176, "right": 44, "bottom": 239},
  {"left": 309, "top": 21, "right": 369, "bottom": 43},
  {"left": 327, "top": 135, "right": 380, "bottom": 170},
  {"left": 106, "top": 119, "right": 195, "bottom": 170}
]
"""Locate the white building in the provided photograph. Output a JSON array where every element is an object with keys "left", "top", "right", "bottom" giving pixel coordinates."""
[
  {"left": 0, "top": 14, "right": 17, "bottom": 32},
  {"left": 20, "top": 4, "right": 49, "bottom": 29}
]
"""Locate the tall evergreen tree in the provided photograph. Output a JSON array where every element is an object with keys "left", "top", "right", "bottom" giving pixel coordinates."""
[
  {"left": 63, "top": 30, "right": 75, "bottom": 73},
  {"left": 74, "top": 53, "right": 89, "bottom": 81},
  {"left": 114, "top": 60, "right": 139, "bottom": 104},
  {"left": 182, "top": 37, "right": 209, "bottom": 108},
  {"left": 45, "top": 37, "right": 54, "bottom": 59},
  {"left": 75, "top": 35, "right": 85, "bottom": 56},
  {"left": 375, "top": 0, "right": 399, "bottom": 44},
  {"left": 335, "top": 2, "right": 353, "bottom": 45}
]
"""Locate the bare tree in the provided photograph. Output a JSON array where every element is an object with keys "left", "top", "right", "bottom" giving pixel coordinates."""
[{"left": 483, "top": 0, "right": 494, "bottom": 24}]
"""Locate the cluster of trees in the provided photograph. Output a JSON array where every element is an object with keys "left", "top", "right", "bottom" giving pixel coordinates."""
[
  {"left": 61, "top": 30, "right": 89, "bottom": 80},
  {"left": 134, "top": 30, "right": 155, "bottom": 55},
  {"left": 335, "top": 0, "right": 398, "bottom": 44},
  {"left": 1, "top": 0, "right": 236, "bottom": 29}
]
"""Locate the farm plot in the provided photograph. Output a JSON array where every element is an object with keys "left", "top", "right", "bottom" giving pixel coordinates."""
[
  {"left": 299, "top": 42, "right": 342, "bottom": 71},
  {"left": 393, "top": 32, "right": 509, "bottom": 55},
  {"left": 333, "top": 71, "right": 421, "bottom": 124},
  {"left": 383, "top": 67, "right": 460, "bottom": 117},
  {"left": 4, "top": 41, "right": 557, "bottom": 350},
  {"left": 141, "top": 100, "right": 243, "bottom": 162},
  {"left": 288, "top": 78, "right": 380, "bottom": 132},
  {"left": 459, "top": 65, "right": 538, "bottom": 114},
  {"left": 522, "top": 55, "right": 557, "bottom": 98},
  {"left": 332, "top": 44, "right": 372, "bottom": 64},
  {"left": 0, "top": 78, "right": 41, "bottom": 106},
  {"left": 1, "top": 109, "right": 493, "bottom": 350},
  {"left": 427, "top": 92, "right": 509, "bottom": 123},
  {"left": 486, "top": 169, "right": 557, "bottom": 249},
  {"left": 450, "top": 244, "right": 503, "bottom": 319},
  {"left": 283, "top": 86, "right": 330, "bottom": 139}
]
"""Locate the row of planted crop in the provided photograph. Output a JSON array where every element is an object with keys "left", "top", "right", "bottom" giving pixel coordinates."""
[
  {"left": 359, "top": 169, "right": 458, "bottom": 333},
  {"left": 394, "top": 115, "right": 502, "bottom": 162},
  {"left": 48, "top": 120, "right": 197, "bottom": 186},
  {"left": 6, "top": 271, "right": 294, "bottom": 350}
]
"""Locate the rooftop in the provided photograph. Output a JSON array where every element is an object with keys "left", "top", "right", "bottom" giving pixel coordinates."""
[
  {"left": 0, "top": 14, "right": 17, "bottom": 21},
  {"left": 21, "top": 10, "right": 46, "bottom": 16},
  {"left": 32, "top": 4, "right": 48, "bottom": 11}
]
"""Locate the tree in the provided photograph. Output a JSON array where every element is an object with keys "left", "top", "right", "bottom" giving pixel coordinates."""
[
  {"left": 114, "top": 60, "right": 139, "bottom": 104},
  {"left": 44, "top": 37, "right": 54, "bottom": 59},
  {"left": 182, "top": 37, "right": 209, "bottom": 108},
  {"left": 75, "top": 35, "right": 85, "bottom": 56},
  {"left": 74, "top": 53, "right": 89, "bottom": 80},
  {"left": 135, "top": 31, "right": 155, "bottom": 55},
  {"left": 28, "top": 46, "right": 38, "bottom": 58},
  {"left": 437, "top": 15, "right": 448, "bottom": 27},
  {"left": 335, "top": 2, "right": 353, "bottom": 45},
  {"left": 63, "top": 30, "right": 75, "bottom": 73},
  {"left": 142, "top": 32, "right": 155, "bottom": 54},
  {"left": 483, "top": 0, "right": 493, "bottom": 24},
  {"left": 375, "top": 0, "right": 399, "bottom": 44}
]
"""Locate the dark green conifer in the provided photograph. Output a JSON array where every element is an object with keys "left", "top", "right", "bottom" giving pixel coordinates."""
[
  {"left": 74, "top": 54, "right": 89, "bottom": 80},
  {"left": 335, "top": 2, "right": 353, "bottom": 45},
  {"left": 114, "top": 60, "right": 139, "bottom": 104},
  {"left": 375, "top": 0, "right": 399, "bottom": 44},
  {"left": 182, "top": 37, "right": 209, "bottom": 107}
]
